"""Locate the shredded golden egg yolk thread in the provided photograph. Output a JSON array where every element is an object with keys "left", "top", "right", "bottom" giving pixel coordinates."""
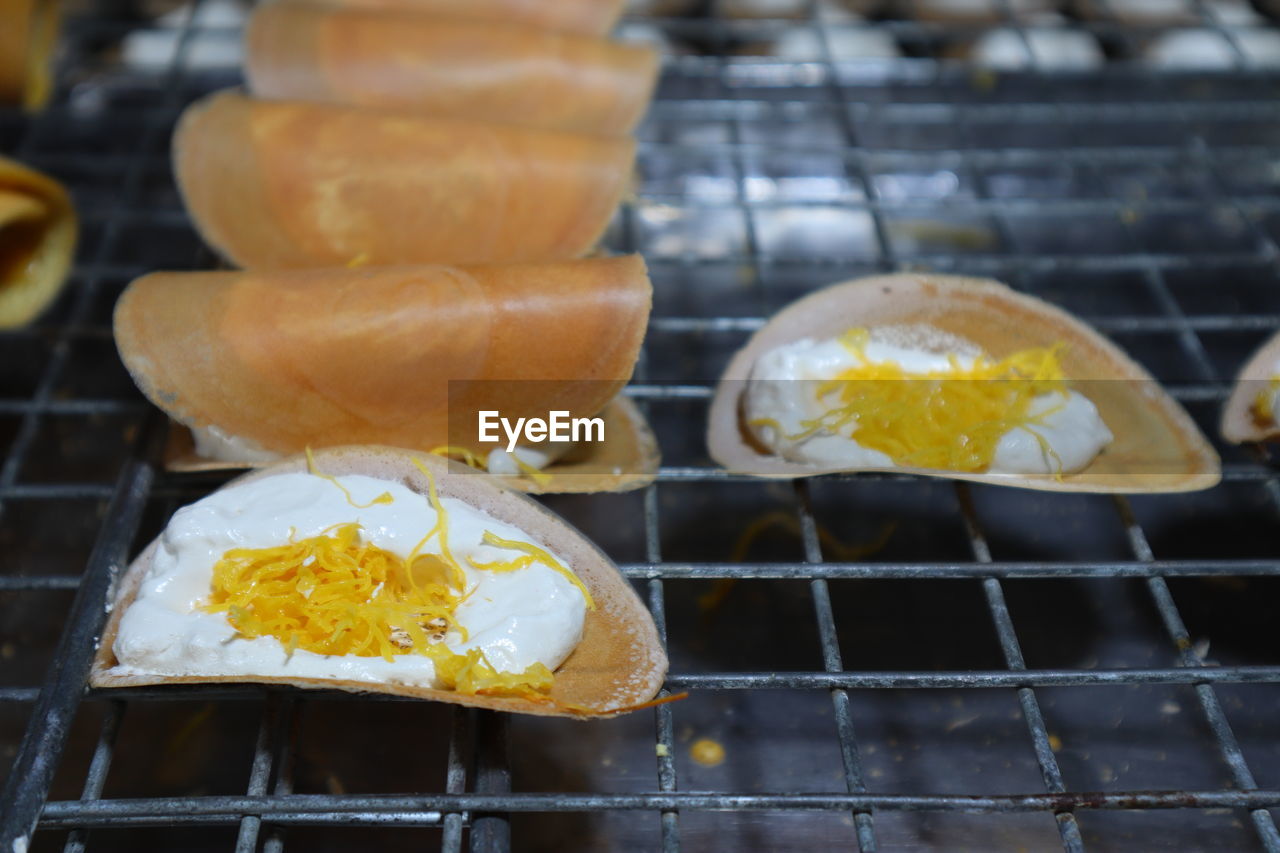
[
  {"left": 204, "top": 522, "right": 465, "bottom": 661},
  {"left": 1251, "top": 377, "right": 1280, "bottom": 425},
  {"left": 305, "top": 447, "right": 394, "bottom": 508},
  {"left": 470, "top": 531, "right": 596, "bottom": 611},
  {"left": 756, "top": 328, "right": 1072, "bottom": 474},
  {"left": 430, "top": 445, "right": 484, "bottom": 469},
  {"left": 198, "top": 457, "right": 591, "bottom": 699}
]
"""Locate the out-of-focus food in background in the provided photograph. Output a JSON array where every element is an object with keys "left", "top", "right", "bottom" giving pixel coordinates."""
[
  {"left": 0, "top": 155, "right": 77, "bottom": 328},
  {"left": 244, "top": 3, "right": 659, "bottom": 135},
  {"left": 0, "top": 0, "right": 61, "bottom": 109}
]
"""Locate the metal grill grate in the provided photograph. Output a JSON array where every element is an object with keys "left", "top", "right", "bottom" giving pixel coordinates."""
[{"left": 3, "top": 1, "right": 1280, "bottom": 850}]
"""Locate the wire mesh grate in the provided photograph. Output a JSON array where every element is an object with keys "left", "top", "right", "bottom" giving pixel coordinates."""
[{"left": 2, "top": 0, "right": 1280, "bottom": 850}]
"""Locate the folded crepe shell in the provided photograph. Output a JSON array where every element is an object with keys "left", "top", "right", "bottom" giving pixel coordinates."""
[
  {"left": 246, "top": 4, "right": 659, "bottom": 136},
  {"left": 1221, "top": 330, "right": 1280, "bottom": 444},
  {"left": 115, "top": 256, "right": 655, "bottom": 485},
  {"left": 280, "top": 0, "right": 626, "bottom": 36},
  {"left": 708, "top": 273, "right": 1220, "bottom": 493},
  {"left": 0, "top": 155, "right": 77, "bottom": 328},
  {"left": 90, "top": 446, "right": 668, "bottom": 717},
  {"left": 163, "top": 395, "right": 662, "bottom": 494},
  {"left": 0, "top": 0, "right": 59, "bottom": 110},
  {"left": 174, "top": 91, "right": 635, "bottom": 270}
]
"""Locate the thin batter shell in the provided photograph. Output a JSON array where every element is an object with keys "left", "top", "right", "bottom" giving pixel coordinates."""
[
  {"left": 173, "top": 91, "right": 635, "bottom": 269},
  {"left": 163, "top": 395, "right": 662, "bottom": 495},
  {"left": 278, "top": 0, "right": 626, "bottom": 36},
  {"left": 1221, "top": 330, "right": 1280, "bottom": 444},
  {"left": 707, "top": 273, "right": 1220, "bottom": 493},
  {"left": 90, "top": 446, "right": 669, "bottom": 718},
  {"left": 246, "top": 4, "right": 659, "bottom": 135},
  {"left": 114, "top": 255, "right": 653, "bottom": 469},
  {"left": 0, "top": 155, "right": 77, "bottom": 328}
]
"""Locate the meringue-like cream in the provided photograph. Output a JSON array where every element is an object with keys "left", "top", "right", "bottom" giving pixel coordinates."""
[
  {"left": 1251, "top": 371, "right": 1280, "bottom": 427},
  {"left": 745, "top": 326, "right": 1113, "bottom": 475},
  {"left": 111, "top": 470, "right": 589, "bottom": 693},
  {"left": 190, "top": 423, "right": 563, "bottom": 479},
  {"left": 191, "top": 423, "right": 280, "bottom": 464},
  {"left": 486, "top": 441, "right": 573, "bottom": 478}
]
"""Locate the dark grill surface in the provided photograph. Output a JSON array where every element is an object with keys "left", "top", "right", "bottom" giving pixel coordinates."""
[{"left": 3, "top": 1, "right": 1280, "bottom": 850}]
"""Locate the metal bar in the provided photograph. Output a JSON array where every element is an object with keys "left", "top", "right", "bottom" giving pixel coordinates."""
[
  {"left": 261, "top": 698, "right": 299, "bottom": 853},
  {"left": 0, "top": 577, "right": 83, "bottom": 591},
  {"left": 614, "top": 559, "right": 1280, "bottom": 580},
  {"left": 0, "top": 410, "right": 163, "bottom": 851},
  {"left": 27, "top": 665, "right": 1280, "bottom": 702},
  {"left": 35, "top": 788, "right": 1280, "bottom": 824},
  {"left": 794, "top": 482, "right": 878, "bottom": 852},
  {"left": 441, "top": 706, "right": 473, "bottom": 853},
  {"left": 644, "top": 485, "right": 681, "bottom": 853},
  {"left": 62, "top": 701, "right": 125, "bottom": 853},
  {"left": 235, "top": 695, "right": 292, "bottom": 853},
  {"left": 1114, "top": 497, "right": 1280, "bottom": 853},
  {"left": 956, "top": 485, "right": 1085, "bottom": 852},
  {"left": 469, "top": 710, "right": 511, "bottom": 853}
]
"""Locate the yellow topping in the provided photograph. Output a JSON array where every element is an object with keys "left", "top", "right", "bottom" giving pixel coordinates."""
[
  {"left": 510, "top": 454, "right": 553, "bottom": 487},
  {"left": 785, "top": 328, "right": 1070, "bottom": 473},
  {"left": 1251, "top": 377, "right": 1280, "bottom": 425},
  {"left": 690, "top": 738, "right": 727, "bottom": 767},
  {"left": 198, "top": 456, "right": 592, "bottom": 699},
  {"left": 407, "top": 457, "right": 467, "bottom": 591},
  {"left": 430, "top": 445, "right": 485, "bottom": 469},
  {"left": 431, "top": 648, "right": 553, "bottom": 695},
  {"left": 204, "top": 522, "right": 464, "bottom": 662},
  {"left": 305, "top": 448, "right": 393, "bottom": 508},
  {"left": 469, "top": 531, "right": 595, "bottom": 610},
  {"left": 429, "top": 444, "right": 553, "bottom": 487}
]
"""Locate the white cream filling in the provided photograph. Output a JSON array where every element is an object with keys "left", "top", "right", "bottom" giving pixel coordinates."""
[
  {"left": 1145, "top": 28, "right": 1280, "bottom": 69},
  {"left": 191, "top": 424, "right": 281, "bottom": 464},
  {"left": 192, "top": 422, "right": 570, "bottom": 480},
  {"left": 973, "top": 25, "right": 1104, "bottom": 70},
  {"left": 745, "top": 334, "right": 1113, "bottom": 475},
  {"left": 485, "top": 441, "right": 573, "bottom": 477},
  {"left": 111, "top": 472, "right": 587, "bottom": 687},
  {"left": 775, "top": 22, "right": 901, "bottom": 60}
]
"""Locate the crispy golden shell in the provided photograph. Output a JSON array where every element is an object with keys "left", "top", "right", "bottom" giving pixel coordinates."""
[
  {"left": 0, "top": 0, "right": 59, "bottom": 110},
  {"left": 246, "top": 4, "right": 659, "bottom": 135},
  {"left": 708, "top": 273, "right": 1221, "bottom": 493},
  {"left": 1221, "top": 330, "right": 1280, "bottom": 444},
  {"left": 114, "top": 256, "right": 656, "bottom": 489},
  {"left": 174, "top": 91, "right": 635, "bottom": 269},
  {"left": 0, "top": 155, "right": 76, "bottom": 328},
  {"left": 91, "top": 446, "right": 669, "bottom": 717}
]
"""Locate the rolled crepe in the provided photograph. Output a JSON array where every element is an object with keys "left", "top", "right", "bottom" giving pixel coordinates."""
[
  {"left": 174, "top": 91, "right": 635, "bottom": 269},
  {"left": 0, "top": 156, "right": 77, "bottom": 328},
  {"left": 281, "top": 0, "right": 626, "bottom": 36},
  {"left": 0, "top": 0, "right": 59, "bottom": 110},
  {"left": 114, "top": 255, "right": 652, "bottom": 461},
  {"left": 245, "top": 3, "right": 659, "bottom": 135}
]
